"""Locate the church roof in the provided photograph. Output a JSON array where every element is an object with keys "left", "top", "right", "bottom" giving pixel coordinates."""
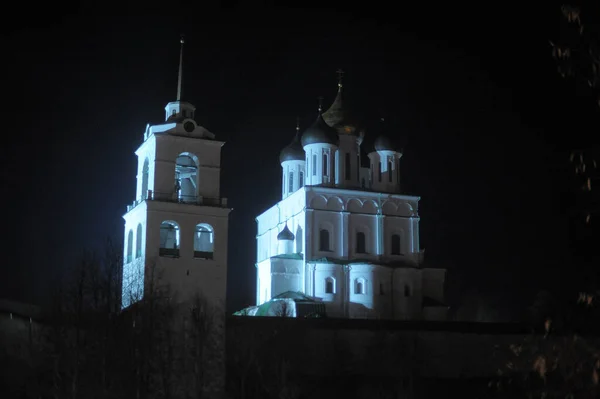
[
  {"left": 276, "top": 224, "right": 295, "bottom": 241},
  {"left": 301, "top": 113, "right": 339, "bottom": 147},
  {"left": 321, "top": 86, "right": 361, "bottom": 137},
  {"left": 279, "top": 125, "right": 305, "bottom": 163}
]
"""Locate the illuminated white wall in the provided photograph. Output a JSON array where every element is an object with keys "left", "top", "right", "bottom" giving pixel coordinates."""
[
  {"left": 255, "top": 183, "right": 446, "bottom": 320},
  {"left": 122, "top": 101, "right": 231, "bottom": 309}
]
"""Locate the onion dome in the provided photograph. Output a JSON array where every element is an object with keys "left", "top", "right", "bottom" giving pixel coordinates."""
[
  {"left": 279, "top": 120, "right": 305, "bottom": 163},
  {"left": 373, "top": 135, "right": 395, "bottom": 151},
  {"left": 277, "top": 224, "right": 295, "bottom": 241},
  {"left": 371, "top": 117, "right": 398, "bottom": 152},
  {"left": 321, "top": 70, "right": 361, "bottom": 136},
  {"left": 301, "top": 99, "right": 339, "bottom": 147}
]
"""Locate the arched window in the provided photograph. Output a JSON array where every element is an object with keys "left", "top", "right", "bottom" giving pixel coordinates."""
[
  {"left": 356, "top": 232, "right": 366, "bottom": 254},
  {"left": 319, "top": 229, "right": 330, "bottom": 251},
  {"left": 312, "top": 154, "right": 317, "bottom": 176},
  {"left": 378, "top": 162, "right": 382, "bottom": 182},
  {"left": 355, "top": 278, "right": 366, "bottom": 295},
  {"left": 379, "top": 283, "right": 385, "bottom": 295},
  {"left": 288, "top": 171, "right": 294, "bottom": 193},
  {"left": 356, "top": 154, "right": 360, "bottom": 180},
  {"left": 126, "top": 230, "right": 133, "bottom": 263},
  {"left": 361, "top": 178, "right": 366, "bottom": 188},
  {"left": 397, "top": 159, "right": 401, "bottom": 184},
  {"left": 299, "top": 171, "right": 304, "bottom": 188},
  {"left": 194, "top": 223, "right": 214, "bottom": 259},
  {"left": 323, "top": 153, "right": 328, "bottom": 176},
  {"left": 325, "top": 277, "right": 335, "bottom": 294},
  {"left": 175, "top": 153, "right": 198, "bottom": 203},
  {"left": 159, "top": 221, "right": 180, "bottom": 257},
  {"left": 404, "top": 284, "right": 411, "bottom": 297},
  {"left": 391, "top": 234, "right": 401, "bottom": 255},
  {"left": 388, "top": 160, "right": 393, "bottom": 182},
  {"left": 141, "top": 158, "right": 149, "bottom": 200},
  {"left": 135, "top": 224, "right": 143, "bottom": 258}
]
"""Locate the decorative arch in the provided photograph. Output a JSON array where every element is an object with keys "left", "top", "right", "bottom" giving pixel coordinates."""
[
  {"left": 135, "top": 223, "right": 143, "bottom": 258},
  {"left": 397, "top": 202, "right": 413, "bottom": 217},
  {"left": 194, "top": 223, "right": 214, "bottom": 259},
  {"left": 126, "top": 229, "right": 133, "bottom": 263},
  {"left": 324, "top": 276, "right": 336, "bottom": 294},
  {"left": 159, "top": 220, "right": 180, "bottom": 257},
  {"left": 362, "top": 199, "right": 378, "bottom": 214},
  {"left": 346, "top": 198, "right": 363, "bottom": 213},
  {"left": 309, "top": 195, "right": 328, "bottom": 210},
  {"left": 354, "top": 277, "right": 366, "bottom": 295},
  {"left": 326, "top": 196, "right": 344, "bottom": 211},
  {"left": 175, "top": 152, "right": 199, "bottom": 203},
  {"left": 382, "top": 200, "right": 398, "bottom": 215},
  {"left": 141, "top": 158, "right": 149, "bottom": 200}
]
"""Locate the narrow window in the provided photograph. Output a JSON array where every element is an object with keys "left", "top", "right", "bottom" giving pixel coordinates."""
[
  {"left": 345, "top": 153, "right": 351, "bottom": 180},
  {"left": 379, "top": 283, "right": 385, "bottom": 295},
  {"left": 355, "top": 278, "right": 366, "bottom": 294},
  {"left": 397, "top": 159, "right": 401, "bottom": 184},
  {"left": 135, "top": 224, "right": 143, "bottom": 258},
  {"left": 126, "top": 230, "right": 133, "bottom": 263},
  {"left": 159, "top": 221, "right": 180, "bottom": 257},
  {"left": 404, "top": 285, "right": 411, "bottom": 297},
  {"left": 378, "top": 162, "right": 382, "bottom": 182},
  {"left": 312, "top": 154, "right": 317, "bottom": 176},
  {"left": 194, "top": 224, "right": 214, "bottom": 259},
  {"left": 288, "top": 171, "right": 294, "bottom": 193},
  {"left": 391, "top": 234, "right": 401, "bottom": 255},
  {"left": 299, "top": 171, "right": 304, "bottom": 188},
  {"left": 361, "top": 178, "right": 366, "bottom": 188},
  {"left": 356, "top": 232, "right": 366, "bottom": 254},
  {"left": 388, "top": 160, "right": 393, "bottom": 182},
  {"left": 325, "top": 277, "right": 335, "bottom": 294},
  {"left": 323, "top": 153, "right": 328, "bottom": 176},
  {"left": 319, "top": 229, "right": 330, "bottom": 251},
  {"left": 356, "top": 154, "right": 360, "bottom": 181}
]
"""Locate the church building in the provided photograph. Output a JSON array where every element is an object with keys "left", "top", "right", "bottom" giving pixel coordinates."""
[
  {"left": 254, "top": 73, "right": 448, "bottom": 320},
  {"left": 121, "top": 37, "right": 231, "bottom": 309}
]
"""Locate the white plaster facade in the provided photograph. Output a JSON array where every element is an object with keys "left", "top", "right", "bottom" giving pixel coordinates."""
[
  {"left": 255, "top": 77, "right": 447, "bottom": 320},
  {"left": 121, "top": 97, "right": 231, "bottom": 309}
]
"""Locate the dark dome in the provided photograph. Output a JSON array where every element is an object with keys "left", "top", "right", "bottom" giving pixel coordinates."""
[
  {"left": 279, "top": 133, "right": 304, "bottom": 163},
  {"left": 373, "top": 135, "right": 395, "bottom": 151},
  {"left": 277, "top": 224, "right": 295, "bottom": 241},
  {"left": 301, "top": 114, "right": 339, "bottom": 147},
  {"left": 322, "top": 87, "right": 361, "bottom": 137}
]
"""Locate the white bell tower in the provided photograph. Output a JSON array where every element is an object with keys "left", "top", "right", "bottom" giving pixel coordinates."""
[{"left": 121, "top": 36, "right": 231, "bottom": 309}]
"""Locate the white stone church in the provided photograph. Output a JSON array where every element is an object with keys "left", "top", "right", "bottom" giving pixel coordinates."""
[
  {"left": 119, "top": 39, "right": 447, "bottom": 320},
  {"left": 254, "top": 75, "right": 448, "bottom": 320}
]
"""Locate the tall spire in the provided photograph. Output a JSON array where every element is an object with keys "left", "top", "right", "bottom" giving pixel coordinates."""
[
  {"left": 336, "top": 68, "right": 344, "bottom": 91},
  {"left": 177, "top": 34, "right": 185, "bottom": 101},
  {"left": 318, "top": 96, "right": 324, "bottom": 113}
]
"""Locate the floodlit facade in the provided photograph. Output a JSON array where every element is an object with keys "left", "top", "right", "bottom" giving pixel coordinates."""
[
  {"left": 121, "top": 38, "right": 231, "bottom": 308},
  {"left": 255, "top": 74, "right": 448, "bottom": 320}
]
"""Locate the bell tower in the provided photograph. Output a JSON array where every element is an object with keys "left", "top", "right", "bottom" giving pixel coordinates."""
[{"left": 121, "top": 36, "right": 231, "bottom": 309}]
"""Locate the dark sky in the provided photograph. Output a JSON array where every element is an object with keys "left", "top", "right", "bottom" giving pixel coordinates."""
[{"left": 2, "top": 4, "right": 599, "bottom": 317}]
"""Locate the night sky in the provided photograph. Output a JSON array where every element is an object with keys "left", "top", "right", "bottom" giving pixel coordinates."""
[{"left": 3, "top": 4, "right": 599, "bottom": 318}]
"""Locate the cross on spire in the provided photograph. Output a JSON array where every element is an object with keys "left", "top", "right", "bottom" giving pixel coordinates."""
[
  {"left": 176, "top": 34, "right": 185, "bottom": 101},
  {"left": 336, "top": 68, "right": 344, "bottom": 88}
]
